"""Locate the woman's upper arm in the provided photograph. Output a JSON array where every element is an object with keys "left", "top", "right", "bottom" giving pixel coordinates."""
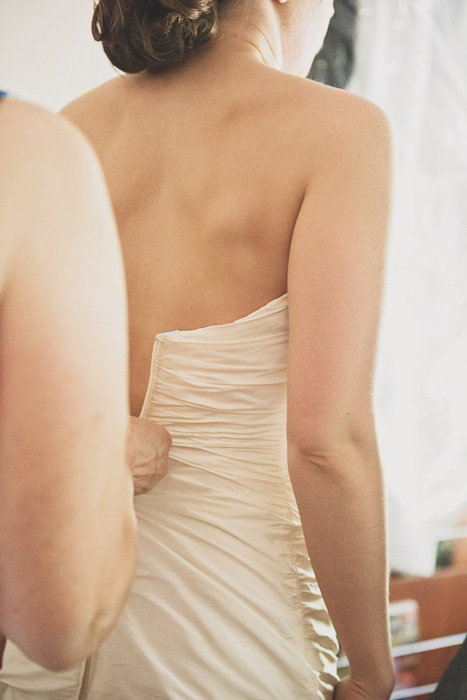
[{"left": 287, "top": 99, "right": 394, "bottom": 453}]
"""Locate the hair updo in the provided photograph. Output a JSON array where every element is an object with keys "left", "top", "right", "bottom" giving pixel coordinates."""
[{"left": 92, "top": 0, "right": 228, "bottom": 73}]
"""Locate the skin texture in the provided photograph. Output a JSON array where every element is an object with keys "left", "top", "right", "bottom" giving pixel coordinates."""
[
  {"left": 60, "top": 0, "right": 395, "bottom": 695},
  {"left": 0, "top": 99, "right": 140, "bottom": 670}
]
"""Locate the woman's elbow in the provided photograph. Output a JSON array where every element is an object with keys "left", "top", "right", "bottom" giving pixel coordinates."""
[{"left": 287, "top": 421, "right": 380, "bottom": 472}]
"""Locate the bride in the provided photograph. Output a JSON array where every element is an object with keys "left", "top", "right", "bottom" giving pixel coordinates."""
[{"left": 0, "top": 1, "right": 396, "bottom": 698}]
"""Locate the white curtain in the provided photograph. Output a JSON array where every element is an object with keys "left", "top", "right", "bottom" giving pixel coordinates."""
[{"left": 350, "top": 0, "right": 467, "bottom": 574}]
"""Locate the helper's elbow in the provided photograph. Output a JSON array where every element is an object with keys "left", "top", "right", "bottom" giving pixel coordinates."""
[
  {"left": 8, "top": 597, "right": 126, "bottom": 672},
  {"left": 28, "top": 643, "right": 89, "bottom": 673},
  {"left": 12, "top": 621, "right": 90, "bottom": 671}
]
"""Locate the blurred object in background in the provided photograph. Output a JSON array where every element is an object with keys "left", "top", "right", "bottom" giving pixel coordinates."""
[
  {"left": 388, "top": 572, "right": 467, "bottom": 699},
  {"left": 435, "top": 506, "right": 467, "bottom": 571},
  {"left": 389, "top": 600, "right": 420, "bottom": 693},
  {"left": 308, "top": 0, "right": 358, "bottom": 88}
]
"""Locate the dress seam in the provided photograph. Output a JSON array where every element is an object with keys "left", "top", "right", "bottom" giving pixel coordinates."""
[{"left": 139, "top": 339, "right": 163, "bottom": 418}]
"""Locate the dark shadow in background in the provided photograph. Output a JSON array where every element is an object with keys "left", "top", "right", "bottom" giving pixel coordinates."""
[
  {"left": 308, "top": 0, "right": 358, "bottom": 89},
  {"left": 430, "top": 635, "right": 467, "bottom": 700}
]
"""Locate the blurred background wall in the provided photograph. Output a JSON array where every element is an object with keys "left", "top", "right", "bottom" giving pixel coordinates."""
[
  {"left": 0, "top": 0, "right": 113, "bottom": 110},
  {"left": 1, "top": 0, "right": 466, "bottom": 577}
]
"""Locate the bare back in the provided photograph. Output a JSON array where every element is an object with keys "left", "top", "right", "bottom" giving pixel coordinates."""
[
  {"left": 63, "top": 66, "right": 334, "bottom": 414},
  {"left": 62, "top": 62, "right": 391, "bottom": 428}
]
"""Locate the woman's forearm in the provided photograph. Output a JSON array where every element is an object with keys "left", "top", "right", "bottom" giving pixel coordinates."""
[{"left": 288, "top": 441, "right": 395, "bottom": 689}]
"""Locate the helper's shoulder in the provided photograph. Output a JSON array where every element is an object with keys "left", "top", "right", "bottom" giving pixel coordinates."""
[
  {"left": 0, "top": 98, "right": 102, "bottom": 214},
  {"left": 0, "top": 99, "right": 107, "bottom": 289},
  {"left": 0, "top": 98, "right": 96, "bottom": 165},
  {"left": 0, "top": 102, "right": 81, "bottom": 279}
]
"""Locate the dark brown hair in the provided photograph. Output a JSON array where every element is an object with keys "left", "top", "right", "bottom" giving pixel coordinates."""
[{"left": 92, "top": 0, "right": 228, "bottom": 73}]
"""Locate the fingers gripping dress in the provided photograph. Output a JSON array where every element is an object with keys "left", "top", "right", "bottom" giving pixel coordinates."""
[{"left": 0, "top": 294, "right": 340, "bottom": 700}]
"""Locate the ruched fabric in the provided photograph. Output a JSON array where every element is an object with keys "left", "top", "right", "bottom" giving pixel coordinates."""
[{"left": 0, "top": 293, "right": 340, "bottom": 700}]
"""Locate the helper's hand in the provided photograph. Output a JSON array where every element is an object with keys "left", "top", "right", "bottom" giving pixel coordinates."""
[{"left": 126, "top": 416, "right": 172, "bottom": 495}]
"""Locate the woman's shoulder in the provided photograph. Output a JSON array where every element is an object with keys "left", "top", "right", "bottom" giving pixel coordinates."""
[
  {"left": 235, "top": 66, "right": 392, "bottom": 175},
  {"left": 273, "top": 73, "right": 394, "bottom": 189},
  {"left": 59, "top": 77, "right": 124, "bottom": 139},
  {"left": 272, "top": 70, "right": 391, "bottom": 145}
]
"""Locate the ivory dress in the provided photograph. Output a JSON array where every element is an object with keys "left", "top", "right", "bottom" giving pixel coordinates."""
[{"left": 0, "top": 293, "right": 340, "bottom": 700}]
